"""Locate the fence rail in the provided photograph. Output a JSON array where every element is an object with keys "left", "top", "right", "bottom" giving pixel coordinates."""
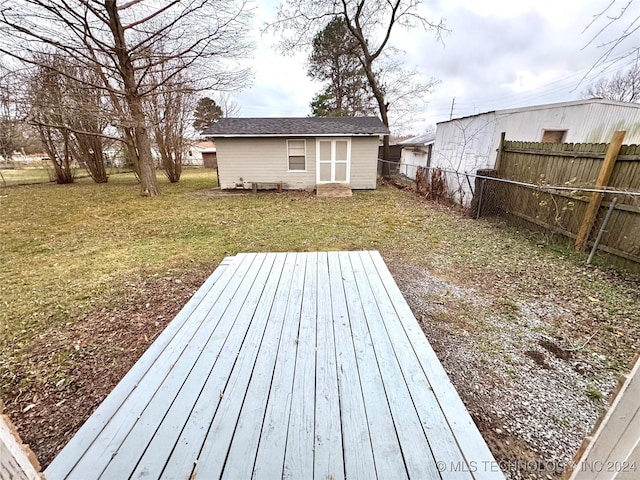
[{"left": 379, "top": 138, "right": 640, "bottom": 271}]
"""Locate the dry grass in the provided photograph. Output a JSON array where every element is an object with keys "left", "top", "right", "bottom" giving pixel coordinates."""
[
  {"left": 2, "top": 170, "right": 638, "bottom": 372},
  {"left": 2, "top": 168, "right": 639, "bottom": 475},
  {"left": 1, "top": 170, "right": 438, "bottom": 366}
]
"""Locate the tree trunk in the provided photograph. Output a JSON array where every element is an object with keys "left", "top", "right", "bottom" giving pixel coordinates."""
[
  {"left": 382, "top": 134, "right": 391, "bottom": 177},
  {"left": 105, "top": 0, "right": 159, "bottom": 196},
  {"left": 358, "top": 55, "right": 392, "bottom": 177},
  {"left": 39, "top": 126, "right": 73, "bottom": 184},
  {"left": 126, "top": 92, "right": 159, "bottom": 196}
]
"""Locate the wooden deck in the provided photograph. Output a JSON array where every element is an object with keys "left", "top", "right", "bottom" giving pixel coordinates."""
[{"left": 45, "top": 251, "right": 505, "bottom": 480}]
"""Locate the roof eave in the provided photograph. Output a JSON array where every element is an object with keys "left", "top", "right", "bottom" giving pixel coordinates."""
[{"left": 202, "top": 132, "right": 387, "bottom": 138}]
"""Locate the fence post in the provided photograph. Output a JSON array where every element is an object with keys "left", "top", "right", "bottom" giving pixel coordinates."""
[
  {"left": 494, "top": 131, "right": 506, "bottom": 173},
  {"left": 476, "top": 179, "right": 485, "bottom": 219},
  {"left": 587, "top": 198, "right": 618, "bottom": 264},
  {"left": 575, "top": 131, "right": 626, "bottom": 251}
]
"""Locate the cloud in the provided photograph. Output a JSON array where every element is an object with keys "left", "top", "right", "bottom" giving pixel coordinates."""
[{"left": 226, "top": 1, "right": 637, "bottom": 134}]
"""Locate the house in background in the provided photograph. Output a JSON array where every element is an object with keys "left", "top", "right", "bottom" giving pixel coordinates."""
[
  {"left": 398, "top": 132, "right": 435, "bottom": 180},
  {"left": 202, "top": 117, "right": 389, "bottom": 194},
  {"left": 185, "top": 140, "right": 217, "bottom": 167},
  {"left": 431, "top": 98, "right": 640, "bottom": 204}
]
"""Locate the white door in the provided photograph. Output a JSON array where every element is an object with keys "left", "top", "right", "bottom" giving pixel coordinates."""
[{"left": 317, "top": 139, "right": 350, "bottom": 184}]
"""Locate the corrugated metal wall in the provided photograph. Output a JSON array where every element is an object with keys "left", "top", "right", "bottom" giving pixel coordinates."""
[{"left": 431, "top": 102, "right": 640, "bottom": 205}]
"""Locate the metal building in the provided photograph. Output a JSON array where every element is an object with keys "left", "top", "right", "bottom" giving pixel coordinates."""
[{"left": 431, "top": 99, "right": 640, "bottom": 204}]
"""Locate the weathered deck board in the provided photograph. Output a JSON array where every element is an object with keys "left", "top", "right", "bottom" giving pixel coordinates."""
[
  {"left": 313, "top": 251, "right": 345, "bottom": 480},
  {"left": 46, "top": 251, "right": 505, "bottom": 480}
]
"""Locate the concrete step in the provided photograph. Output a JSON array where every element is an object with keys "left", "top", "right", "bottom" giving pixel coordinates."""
[{"left": 316, "top": 183, "right": 352, "bottom": 198}]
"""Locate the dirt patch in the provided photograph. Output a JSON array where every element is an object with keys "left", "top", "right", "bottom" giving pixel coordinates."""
[
  {"left": 525, "top": 350, "right": 552, "bottom": 369},
  {"left": 539, "top": 339, "right": 573, "bottom": 361},
  {"left": 1, "top": 269, "right": 209, "bottom": 468}
]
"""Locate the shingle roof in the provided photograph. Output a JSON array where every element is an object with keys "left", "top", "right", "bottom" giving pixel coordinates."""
[{"left": 201, "top": 116, "right": 389, "bottom": 136}]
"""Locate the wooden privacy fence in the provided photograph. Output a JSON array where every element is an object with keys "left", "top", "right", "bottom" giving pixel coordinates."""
[{"left": 483, "top": 133, "right": 640, "bottom": 269}]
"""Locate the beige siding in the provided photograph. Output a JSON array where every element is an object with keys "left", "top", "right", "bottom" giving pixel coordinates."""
[
  {"left": 216, "top": 136, "right": 379, "bottom": 190},
  {"left": 216, "top": 137, "right": 317, "bottom": 190},
  {"left": 349, "top": 136, "right": 379, "bottom": 189}
]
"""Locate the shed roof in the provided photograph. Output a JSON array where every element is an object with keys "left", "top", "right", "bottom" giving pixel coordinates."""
[
  {"left": 436, "top": 98, "right": 640, "bottom": 125},
  {"left": 202, "top": 116, "right": 389, "bottom": 137},
  {"left": 400, "top": 132, "right": 436, "bottom": 146}
]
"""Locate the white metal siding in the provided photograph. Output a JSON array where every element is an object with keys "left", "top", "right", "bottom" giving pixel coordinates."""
[
  {"left": 215, "top": 136, "right": 378, "bottom": 190},
  {"left": 400, "top": 147, "right": 431, "bottom": 180},
  {"left": 432, "top": 112, "right": 497, "bottom": 173},
  {"left": 490, "top": 103, "right": 640, "bottom": 166},
  {"left": 432, "top": 113, "right": 496, "bottom": 204},
  {"left": 432, "top": 102, "right": 640, "bottom": 205}
]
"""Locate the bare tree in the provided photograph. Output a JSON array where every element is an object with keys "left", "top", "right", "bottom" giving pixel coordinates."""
[
  {"left": 147, "top": 66, "right": 195, "bottom": 183},
  {"left": 0, "top": 0, "right": 252, "bottom": 196},
  {"left": 215, "top": 92, "right": 241, "bottom": 118},
  {"left": 582, "top": 62, "right": 640, "bottom": 102},
  {"left": 0, "top": 66, "right": 21, "bottom": 166},
  {"left": 268, "top": 0, "right": 444, "bottom": 176},
  {"left": 376, "top": 59, "right": 439, "bottom": 132},
  {"left": 27, "top": 54, "right": 111, "bottom": 183},
  {"left": 29, "top": 59, "right": 77, "bottom": 183},
  {"left": 583, "top": 0, "right": 639, "bottom": 75}
]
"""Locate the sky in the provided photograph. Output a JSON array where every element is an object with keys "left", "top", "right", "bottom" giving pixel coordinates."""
[{"left": 232, "top": 0, "right": 639, "bottom": 134}]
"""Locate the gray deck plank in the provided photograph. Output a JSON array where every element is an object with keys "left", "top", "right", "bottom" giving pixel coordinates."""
[
  {"left": 355, "top": 250, "right": 473, "bottom": 479},
  {"left": 252, "top": 253, "right": 307, "bottom": 478},
  {"left": 352, "top": 252, "right": 473, "bottom": 479},
  {"left": 337, "top": 251, "right": 409, "bottom": 480},
  {"left": 158, "top": 253, "right": 285, "bottom": 479},
  {"left": 313, "top": 252, "right": 345, "bottom": 480},
  {"left": 109, "top": 253, "right": 275, "bottom": 479},
  {"left": 328, "top": 252, "right": 378, "bottom": 480},
  {"left": 193, "top": 252, "right": 296, "bottom": 479},
  {"left": 47, "top": 251, "right": 504, "bottom": 480},
  {"left": 368, "top": 251, "right": 505, "bottom": 480},
  {"left": 44, "top": 256, "right": 237, "bottom": 480},
  {"left": 66, "top": 253, "right": 261, "bottom": 478},
  {"left": 282, "top": 252, "right": 318, "bottom": 479}
]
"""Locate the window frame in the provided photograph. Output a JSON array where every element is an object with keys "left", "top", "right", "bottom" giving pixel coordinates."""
[
  {"left": 287, "top": 139, "right": 307, "bottom": 172},
  {"left": 540, "top": 129, "right": 568, "bottom": 143}
]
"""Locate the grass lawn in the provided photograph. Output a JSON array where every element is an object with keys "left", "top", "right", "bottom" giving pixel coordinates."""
[
  {"left": 1, "top": 167, "right": 55, "bottom": 186},
  {"left": 1, "top": 169, "right": 437, "bottom": 347},
  {"left": 1, "top": 168, "right": 638, "bottom": 475}
]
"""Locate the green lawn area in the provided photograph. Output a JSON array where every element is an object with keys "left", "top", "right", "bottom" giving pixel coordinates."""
[
  {"left": 0, "top": 170, "right": 435, "bottom": 355},
  {"left": 2, "top": 168, "right": 639, "bottom": 473},
  {"left": 1, "top": 169, "right": 638, "bottom": 361},
  {"left": 1, "top": 167, "right": 55, "bottom": 186}
]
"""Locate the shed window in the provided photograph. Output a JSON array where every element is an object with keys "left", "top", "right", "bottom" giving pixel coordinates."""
[
  {"left": 541, "top": 129, "right": 567, "bottom": 143},
  {"left": 287, "top": 139, "right": 306, "bottom": 171}
]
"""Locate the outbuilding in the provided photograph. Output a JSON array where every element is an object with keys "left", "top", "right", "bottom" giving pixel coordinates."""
[
  {"left": 202, "top": 117, "right": 389, "bottom": 193},
  {"left": 398, "top": 132, "right": 435, "bottom": 179},
  {"left": 432, "top": 98, "right": 640, "bottom": 175},
  {"left": 431, "top": 98, "right": 640, "bottom": 204}
]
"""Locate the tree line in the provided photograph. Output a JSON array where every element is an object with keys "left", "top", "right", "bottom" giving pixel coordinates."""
[{"left": 0, "top": 0, "right": 251, "bottom": 194}]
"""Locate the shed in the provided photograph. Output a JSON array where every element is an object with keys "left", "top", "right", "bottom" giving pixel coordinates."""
[
  {"left": 202, "top": 117, "right": 389, "bottom": 191},
  {"left": 399, "top": 132, "right": 435, "bottom": 179},
  {"left": 431, "top": 98, "right": 640, "bottom": 204},
  {"left": 185, "top": 141, "right": 216, "bottom": 167}
]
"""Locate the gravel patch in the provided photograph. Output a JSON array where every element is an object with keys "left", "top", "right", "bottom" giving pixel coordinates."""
[{"left": 386, "top": 259, "right": 622, "bottom": 480}]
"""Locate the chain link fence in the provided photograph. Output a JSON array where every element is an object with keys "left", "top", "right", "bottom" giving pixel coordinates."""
[{"left": 379, "top": 158, "right": 640, "bottom": 271}]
